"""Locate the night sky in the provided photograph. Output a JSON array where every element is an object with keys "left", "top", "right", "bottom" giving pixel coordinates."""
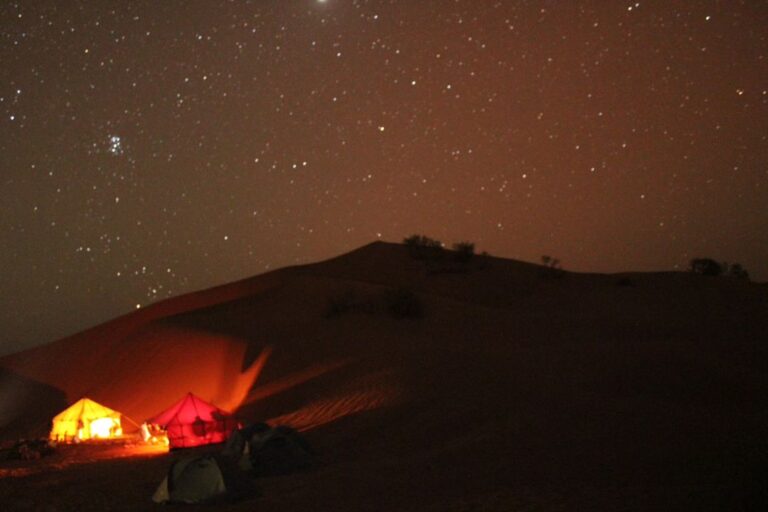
[{"left": 2, "top": 1, "right": 767, "bottom": 353}]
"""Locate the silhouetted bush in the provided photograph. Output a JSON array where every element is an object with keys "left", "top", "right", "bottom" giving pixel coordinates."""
[
  {"left": 616, "top": 277, "right": 635, "bottom": 287},
  {"left": 539, "top": 255, "right": 565, "bottom": 279},
  {"left": 404, "top": 234, "right": 442, "bottom": 249},
  {"left": 726, "top": 263, "right": 750, "bottom": 281},
  {"left": 404, "top": 234, "right": 444, "bottom": 261},
  {"left": 476, "top": 250, "right": 491, "bottom": 270},
  {"left": 385, "top": 288, "right": 423, "bottom": 319},
  {"left": 689, "top": 258, "right": 723, "bottom": 276},
  {"left": 452, "top": 242, "right": 475, "bottom": 263},
  {"left": 688, "top": 258, "right": 750, "bottom": 280}
]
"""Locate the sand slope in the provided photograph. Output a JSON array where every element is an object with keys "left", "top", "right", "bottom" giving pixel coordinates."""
[{"left": 1, "top": 242, "right": 766, "bottom": 510}]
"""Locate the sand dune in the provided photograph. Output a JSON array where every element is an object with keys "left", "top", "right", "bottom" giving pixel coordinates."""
[{"left": 1, "top": 242, "right": 766, "bottom": 510}]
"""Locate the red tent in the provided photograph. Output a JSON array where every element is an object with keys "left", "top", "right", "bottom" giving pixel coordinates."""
[{"left": 145, "top": 393, "right": 238, "bottom": 449}]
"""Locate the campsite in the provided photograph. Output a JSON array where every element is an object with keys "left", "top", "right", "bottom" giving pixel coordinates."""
[{"left": 0, "top": 242, "right": 766, "bottom": 510}]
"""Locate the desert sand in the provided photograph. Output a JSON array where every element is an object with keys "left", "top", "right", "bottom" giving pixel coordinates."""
[{"left": 1, "top": 242, "right": 766, "bottom": 510}]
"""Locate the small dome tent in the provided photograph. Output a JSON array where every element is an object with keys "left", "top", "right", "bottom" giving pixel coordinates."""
[
  {"left": 50, "top": 398, "right": 123, "bottom": 442},
  {"left": 227, "top": 424, "right": 313, "bottom": 475},
  {"left": 222, "top": 422, "right": 271, "bottom": 458},
  {"left": 152, "top": 456, "right": 226, "bottom": 504},
  {"left": 144, "top": 393, "right": 238, "bottom": 449},
  {"left": 247, "top": 425, "right": 312, "bottom": 475}
]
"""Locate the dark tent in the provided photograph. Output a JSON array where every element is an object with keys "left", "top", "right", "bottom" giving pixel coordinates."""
[
  {"left": 222, "top": 422, "right": 271, "bottom": 458},
  {"left": 152, "top": 456, "right": 226, "bottom": 504},
  {"left": 240, "top": 425, "right": 313, "bottom": 476}
]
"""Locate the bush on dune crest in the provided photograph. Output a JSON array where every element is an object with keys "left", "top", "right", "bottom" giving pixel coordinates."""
[
  {"left": 403, "top": 234, "right": 445, "bottom": 261},
  {"left": 689, "top": 258, "right": 750, "bottom": 280}
]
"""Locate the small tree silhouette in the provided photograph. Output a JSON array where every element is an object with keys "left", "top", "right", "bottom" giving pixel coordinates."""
[
  {"left": 403, "top": 234, "right": 422, "bottom": 249},
  {"left": 452, "top": 242, "right": 475, "bottom": 263},
  {"left": 689, "top": 258, "right": 723, "bottom": 276},
  {"left": 540, "top": 255, "right": 564, "bottom": 279},
  {"left": 403, "top": 234, "right": 444, "bottom": 260},
  {"left": 726, "top": 263, "right": 750, "bottom": 280}
]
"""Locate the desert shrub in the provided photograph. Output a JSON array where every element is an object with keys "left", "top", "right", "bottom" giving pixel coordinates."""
[
  {"left": 403, "top": 234, "right": 444, "bottom": 261},
  {"left": 475, "top": 250, "right": 491, "bottom": 270},
  {"left": 689, "top": 258, "right": 723, "bottom": 276},
  {"left": 726, "top": 263, "right": 750, "bottom": 281},
  {"left": 403, "top": 234, "right": 422, "bottom": 247},
  {"left": 452, "top": 242, "right": 475, "bottom": 263},
  {"left": 385, "top": 288, "right": 423, "bottom": 319},
  {"left": 539, "top": 255, "right": 565, "bottom": 279},
  {"left": 404, "top": 234, "right": 442, "bottom": 248},
  {"left": 688, "top": 258, "right": 750, "bottom": 280},
  {"left": 541, "top": 255, "right": 556, "bottom": 267}
]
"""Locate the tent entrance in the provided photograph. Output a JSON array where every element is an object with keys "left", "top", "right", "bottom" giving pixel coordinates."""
[
  {"left": 141, "top": 423, "right": 170, "bottom": 446},
  {"left": 89, "top": 417, "right": 122, "bottom": 439}
]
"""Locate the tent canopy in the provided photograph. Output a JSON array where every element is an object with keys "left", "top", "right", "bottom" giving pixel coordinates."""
[
  {"left": 146, "top": 393, "right": 237, "bottom": 449},
  {"left": 50, "top": 398, "right": 123, "bottom": 442},
  {"left": 148, "top": 393, "right": 229, "bottom": 426}
]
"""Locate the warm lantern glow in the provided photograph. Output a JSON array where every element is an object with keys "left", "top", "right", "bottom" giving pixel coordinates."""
[
  {"left": 141, "top": 422, "right": 170, "bottom": 447},
  {"left": 90, "top": 417, "right": 122, "bottom": 438}
]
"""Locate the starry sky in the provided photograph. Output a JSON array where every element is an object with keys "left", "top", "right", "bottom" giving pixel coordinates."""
[{"left": 2, "top": 1, "right": 767, "bottom": 354}]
